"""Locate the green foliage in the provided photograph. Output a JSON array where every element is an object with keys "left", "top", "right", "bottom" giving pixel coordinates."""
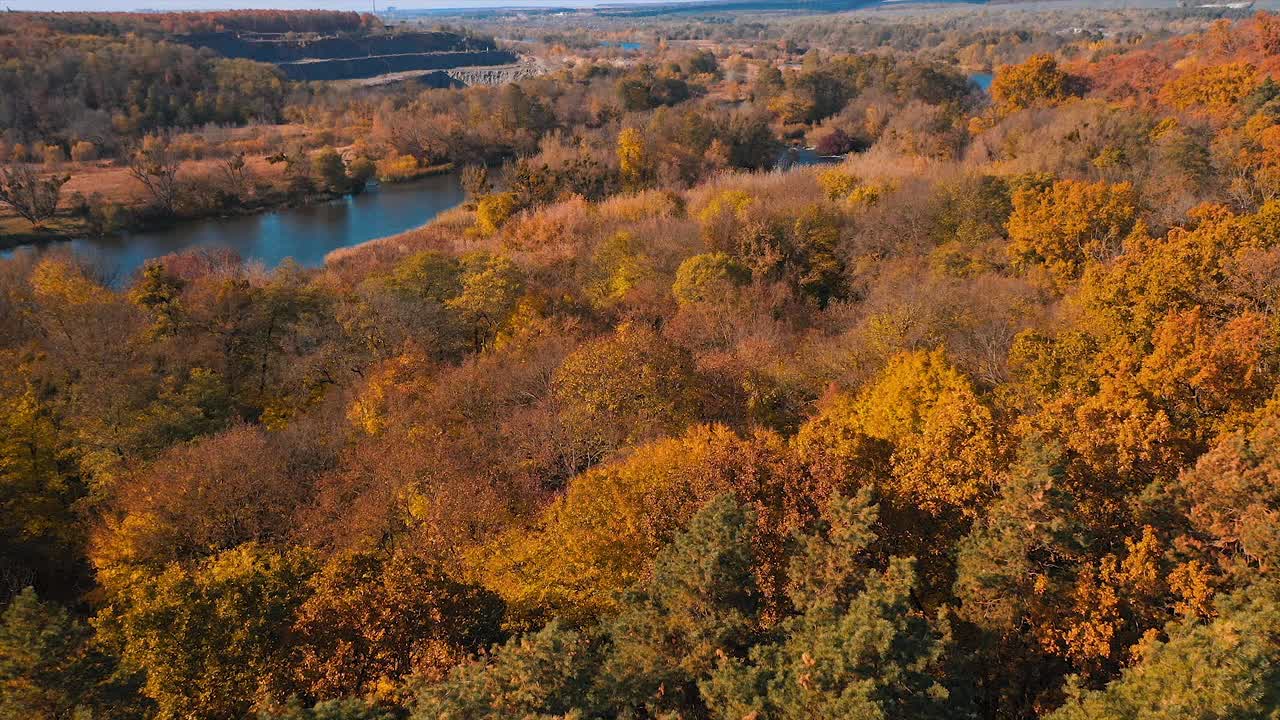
[
  {"left": 95, "top": 544, "right": 314, "bottom": 720},
  {"left": 0, "top": 588, "right": 141, "bottom": 720},
  {"left": 311, "top": 148, "right": 350, "bottom": 194},
  {"left": 1046, "top": 584, "right": 1280, "bottom": 720},
  {"left": 419, "top": 496, "right": 763, "bottom": 719},
  {"left": 704, "top": 494, "right": 960, "bottom": 720},
  {"left": 601, "top": 495, "right": 763, "bottom": 715},
  {"left": 413, "top": 622, "right": 608, "bottom": 720}
]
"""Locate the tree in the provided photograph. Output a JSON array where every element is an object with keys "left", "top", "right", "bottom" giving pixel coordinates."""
[
  {"left": 129, "top": 262, "right": 187, "bottom": 339},
  {"left": 0, "top": 165, "right": 69, "bottom": 229},
  {"left": 796, "top": 349, "right": 1003, "bottom": 520},
  {"left": 1175, "top": 403, "right": 1280, "bottom": 581},
  {"left": 1006, "top": 179, "right": 1139, "bottom": 286},
  {"left": 218, "top": 152, "right": 251, "bottom": 200},
  {"left": 417, "top": 497, "right": 764, "bottom": 719},
  {"left": 477, "top": 425, "right": 825, "bottom": 629},
  {"left": 445, "top": 252, "right": 524, "bottom": 352},
  {"left": 601, "top": 495, "right": 763, "bottom": 716},
  {"left": 258, "top": 698, "right": 392, "bottom": 720},
  {"left": 552, "top": 322, "right": 703, "bottom": 460},
  {"left": 672, "top": 252, "right": 751, "bottom": 306},
  {"left": 473, "top": 192, "right": 519, "bottom": 235},
  {"left": 94, "top": 544, "right": 313, "bottom": 720},
  {"left": 412, "top": 622, "right": 609, "bottom": 720},
  {"left": 815, "top": 127, "right": 858, "bottom": 156},
  {"left": 346, "top": 157, "right": 375, "bottom": 191},
  {"left": 93, "top": 425, "right": 292, "bottom": 576},
  {"left": 310, "top": 147, "right": 349, "bottom": 194},
  {"left": 703, "top": 494, "right": 961, "bottom": 720},
  {"left": 990, "top": 54, "right": 1085, "bottom": 115},
  {"left": 0, "top": 380, "right": 85, "bottom": 604},
  {"left": 0, "top": 588, "right": 141, "bottom": 720},
  {"left": 127, "top": 137, "right": 181, "bottom": 215},
  {"left": 460, "top": 164, "right": 491, "bottom": 201},
  {"left": 292, "top": 548, "right": 504, "bottom": 698},
  {"left": 1161, "top": 62, "right": 1258, "bottom": 117},
  {"left": 1046, "top": 584, "right": 1280, "bottom": 720},
  {"left": 617, "top": 127, "right": 650, "bottom": 191}
]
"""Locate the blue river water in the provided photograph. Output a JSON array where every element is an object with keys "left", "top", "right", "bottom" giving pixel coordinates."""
[{"left": 4, "top": 173, "right": 465, "bottom": 284}]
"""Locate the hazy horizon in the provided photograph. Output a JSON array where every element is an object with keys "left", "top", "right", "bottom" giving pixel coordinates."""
[{"left": 3, "top": 0, "right": 703, "bottom": 12}]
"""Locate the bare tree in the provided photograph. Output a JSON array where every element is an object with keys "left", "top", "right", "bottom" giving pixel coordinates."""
[
  {"left": 218, "top": 152, "right": 251, "bottom": 200},
  {"left": 128, "top": 137, "right": 182, "bottom": 214},
  {"left": 461, "top": 164, "right": 492, "bottom": 201},
  {"left": 0, "top": 164, "right": 69, "bottom": 228}
]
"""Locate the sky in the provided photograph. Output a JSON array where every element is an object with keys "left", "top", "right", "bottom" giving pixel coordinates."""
[{"left": 3, "top": 0, "right": 702, "bottom": 11}]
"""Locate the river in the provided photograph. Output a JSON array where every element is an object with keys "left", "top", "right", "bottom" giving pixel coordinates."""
[{"left": 4, "top": 173, "right": 466, "bottom": 285}]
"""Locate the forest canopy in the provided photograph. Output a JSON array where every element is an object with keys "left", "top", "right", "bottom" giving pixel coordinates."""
[{"left": 4, "top": 6, "right": 1280, "bottom": 720}]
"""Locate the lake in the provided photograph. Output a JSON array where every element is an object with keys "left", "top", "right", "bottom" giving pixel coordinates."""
[
  {"left": 970, "top": 72, "right": 993, "bottom": 92},
  {"left": 4, "top": 173, "right": 465, "bottom": 285}
]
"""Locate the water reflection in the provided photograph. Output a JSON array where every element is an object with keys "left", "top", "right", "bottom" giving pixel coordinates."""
[{"left": 5, "top": 172, "right": 465, "bottom": 285}]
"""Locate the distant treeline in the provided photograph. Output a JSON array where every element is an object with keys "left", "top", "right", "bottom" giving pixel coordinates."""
[{"left": 0, "top": 10, "right": 381, "bottom": 37}]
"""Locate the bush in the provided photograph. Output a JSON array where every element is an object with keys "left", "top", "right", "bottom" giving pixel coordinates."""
[
  {"left": 375, "top": 153, "right": 420, "bottom": 183},
  {"left": 815, "top": 128, "right": 857, "bottom": 156},
  {"left": 347, "top": 157, "right": 376, "bottom": 189},
  {"left": 672, "top": 252, "right": 751, "bottom": 305},
  {"left": 816, "top": 168, "right": 860, "bottom": 200},
  {"left": 474, "top": 192, "right": 520, "bottom": 235},
  {"left": 70, "top": 141, "right": 98, "bottom": 163},
  {"left": 42, "top": 144, "right": 66, "bottom": 167}
]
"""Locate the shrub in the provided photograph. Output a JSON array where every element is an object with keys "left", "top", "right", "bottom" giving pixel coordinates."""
[
  {"left": 69, "top": 141, "right": 97, "bottom": 163},
  {"left": 474, "top": 192, "right": 520, "bottom": 235},
  {"left": 376, "top": 153, "right": 420, "bottom": 183},
  {"left": 42, "top": 144, "right": 66, "bottom": 167}
]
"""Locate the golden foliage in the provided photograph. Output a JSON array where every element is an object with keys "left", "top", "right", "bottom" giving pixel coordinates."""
[
  {"left": 1006, "top": 179, "right": 1139, "bottom": 285},
  {"left": 795, "top": 349, "right": 1003, "bottom": 517}
]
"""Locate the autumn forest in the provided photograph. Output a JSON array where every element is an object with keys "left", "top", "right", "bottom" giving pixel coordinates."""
[{"left": 2, "top": 4, "right": 1280, "bottom": 720}]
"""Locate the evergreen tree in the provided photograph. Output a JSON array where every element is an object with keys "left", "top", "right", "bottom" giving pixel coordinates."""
[{"left": 0, "top": 588, "right": 142, "bottom": 720}]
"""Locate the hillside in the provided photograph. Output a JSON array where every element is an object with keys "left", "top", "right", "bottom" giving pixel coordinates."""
[{"left": 178, "top": 30, "right": 520, "bottom": 81}]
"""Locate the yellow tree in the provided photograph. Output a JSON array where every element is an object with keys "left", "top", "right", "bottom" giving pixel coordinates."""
[
  {"left": 617, "top": 127, "right": 650, "bottom": 191},
  {"left": 475, "top": 425, "right": 824, "bottom": 627},
  {"left": 796, "top": 349, "right": 1004, "bottom": 519},
  {"left": 1160, "top": 62, "right": 1258, "bottom": 119},
  {"left": 990, "top": 53, "right": 1084, "bottom": 115},
  {"left": 1006, "top": 179, "right": 1139, "bottom": 286}
]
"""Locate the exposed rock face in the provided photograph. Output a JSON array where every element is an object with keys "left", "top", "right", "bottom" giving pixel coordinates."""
[
  {"left": 446, "top": 62, "right": 549, "bottom": 86},
  {"left": 279, "top": 51, "right": 519, "bottom": 81},
  {"left": 181, "top": 30, "right": 495, "bottom": 62},
  {"left": 178, "top": 30, "right": 521, "bottom": 82},
  {"left": 348, "top": 60, "right": 551, "bottom": 89}
]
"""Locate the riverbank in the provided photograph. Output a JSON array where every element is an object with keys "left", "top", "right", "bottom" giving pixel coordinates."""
[
  {"left": 4, "top": 172, "right": 467, "bottom": 284},
  {"left": 0, "top": 159, "right": 456, "bottom": 253}
]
